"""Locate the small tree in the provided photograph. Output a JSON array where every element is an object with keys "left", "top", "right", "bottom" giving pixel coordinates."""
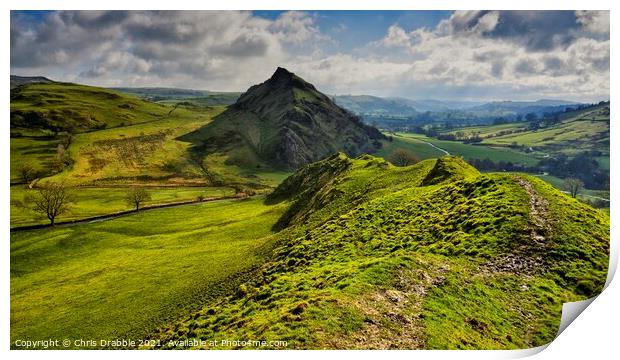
[
  {"left": 388, "top": 149, "right": 420, "bottom": 167},
  {"left": 18, "top": 163, "right": 39, "bottom": 185},
  {"left": 563, "top": 178, "right": 584, "bottom": 198},
  {"left": 125, "top": 187, "right": 151, "bottom": 210},
  {"left": 26, "top": 181, "right": 71, "bottom": 225}
]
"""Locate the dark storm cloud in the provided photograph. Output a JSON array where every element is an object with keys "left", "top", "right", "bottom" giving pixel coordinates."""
[
  {"left": 11, "top": 10, "right": 123, "bottom": 68},
  {"left": 211, "top": 34, "right": 270, "bottom": 57},
  {"left": 447, "top": 11, "right": 605, "bottom": 51},
  {"left": 124, "top": 19, "right": 203, "bottom": 44},
  {"left": 58, "top": 10, "right": 129, "bottom": 29},
  {"left": 490, "top": 11, "right": 579, "bottom": 51},
  {"left": 542, "top": 56, "right": 570, "bottom": 77},
  {"left": 591, "top": 57, "right": 610, "bottom": 72},
  {"left": 79, "top": 66, "right": 108, "bottom": 78}
]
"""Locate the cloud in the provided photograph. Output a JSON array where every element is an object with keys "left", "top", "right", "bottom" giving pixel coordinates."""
[
  {"left": 269, "top": 11, "right": 329, "bottom": 45},
  {"left": 355, "top": 10, "right": 609, "bottom": 101},
  {"left": 10, "top": 10, "right": 610, "bottom": 102},
  {"left": 437, "top": 11, "right": 589, "bottom": 51},
  {"left": 575, "top": 10, "right": 610, "bottom": 35}
]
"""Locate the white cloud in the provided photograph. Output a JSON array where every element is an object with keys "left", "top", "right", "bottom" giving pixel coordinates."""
[
  {"left": 11, "top": 10, "right": 610, "bottom": 102},
  {"left": 575, "top": 10, "right": 610, "bottom": 35}
]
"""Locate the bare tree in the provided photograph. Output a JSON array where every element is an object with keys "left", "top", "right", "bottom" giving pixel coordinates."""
[
  {"left": 17, "top": 163, "right": 39, "bottom": 185},
  {"left": 26, "top": 181, "right": 72, "bottom": 225},
  {"left": 125, "top": 187, "right": 152, "bottom": 210},
  {"left": 563, "top": 178, "right": 584, "bottom": 198},
  {"left": 388, "top": 149, "right": 420, "bottom": 167}
]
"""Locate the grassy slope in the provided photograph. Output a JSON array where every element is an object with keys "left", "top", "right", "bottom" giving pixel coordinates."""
[
  {"left": 10, "top": 136, "right": 60, "bottom": 183},
  {"left": 46, "top": 105, "right": 224, "bottom": 185},
  {"left": 10, "top": 83, "right": 280, "bottom": 188},
  {"left": 11, "top": 83, "right": 171, "bottom": 133},
  {"left": 10, "top": 198, "right": 287, "bottom": 348},
  {"left": 10, "top": 82, "right": 188, "bottom": 184},
  {"left": 10, "top": 83, "right": 290, "bottom": 232},
  {"left": 149, "top": 155, "right": 609, "bottom": 349}
]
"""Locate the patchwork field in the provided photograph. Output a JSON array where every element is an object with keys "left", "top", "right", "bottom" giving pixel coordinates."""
[{"left": 441, "top": 104, "right": 610, "bottom": 156}]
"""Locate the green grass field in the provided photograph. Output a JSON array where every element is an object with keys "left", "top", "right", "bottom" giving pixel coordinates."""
[
  {"left": 534, "top": 174, "right": 610, "bottom": 203},
  {"left": 10, "top": 198, "right": 287, "bottom": 348},
  {"left": 379, "top": 133, "right": 540, "bottom": 166},
  {"left": 377, "top": 135, "right": 446, "bottom": 160},
  {"left": 10, "top": 185, "right": 236, "bottom": 227}
]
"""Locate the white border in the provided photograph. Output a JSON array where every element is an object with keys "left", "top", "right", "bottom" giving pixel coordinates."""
[{"left": 2, "top": 1, "right": 617, "bottom": 359}]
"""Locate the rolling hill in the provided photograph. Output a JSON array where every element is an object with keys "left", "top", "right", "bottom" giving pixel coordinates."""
[
  {"left": 111, "top": 87, "right": 242, "bottom": 106},
  {"left": 10, "top": 82, "right": 172, "bottom": 135},
  {"left": 9, "top": 81, "right": 289, "bottom": 189},
  {"left": 148, "top": 154, "right": 609, "bottom": 349},
  {"left": 181, "top": 67, "right": 385, "bottom": 170},
  {"left": 10, "top": 75, "right": 54, "bottom": 89},
  {"left": 333, "top": 95, "right": 420, "bottom": 117},
  {"left": 478, "top": 103, "right": 610, "bottom": 153}
]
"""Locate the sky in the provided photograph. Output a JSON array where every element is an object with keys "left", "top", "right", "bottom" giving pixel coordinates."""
[{"left": 10, "top": 10, "right": 610, "bottom": 102}]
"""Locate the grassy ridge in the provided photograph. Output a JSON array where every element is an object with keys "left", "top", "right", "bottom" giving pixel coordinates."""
[
  {"left": 149, "top": 155, "right": 608, "bottom": 349},
  {"left": 10, "top": 83, "right": 214, "bottom": 185},
  {"left": 10, "top": 198, "right": 287, "bottom": 348}
]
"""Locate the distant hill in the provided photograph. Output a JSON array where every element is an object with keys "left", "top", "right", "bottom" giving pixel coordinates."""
[
  {"left": 112, "top": 87, "right": 242, "bottom": 106},
  {"left": 10, "top": 75, "right": 54, "bottom": 89},
  {"left": 181, "top": 67, "right": 385, "bottom": 170},
  {"left": 111, "top": 87, "right": 212, "bottom": 99},
  {"left": 10, "top": 82, "right": 171, "bottom": 135},
  {"left": 468, "top": 99, "right": 580, "bottom": 116},
  {"left": 388, "top": 98, "right": 484, "bottom": 112},
  {"left": 333, "top": 95, "right": 579, "bottom": 117},
  {"left": 333, "top": 95, "right": 419, "bottom": 117},
  {"left": 331, "top": 95, "right": 584, "bottom": 130}
]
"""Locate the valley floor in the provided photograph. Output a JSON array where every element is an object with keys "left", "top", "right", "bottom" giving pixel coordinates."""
[{"left": 10, "top": 198, "right": 287, "bottom": 348}]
